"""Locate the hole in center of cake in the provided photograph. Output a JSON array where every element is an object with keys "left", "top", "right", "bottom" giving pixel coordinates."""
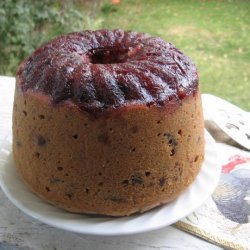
[{"left": 88, "top": 47, "right": 130, "bottom": 64}]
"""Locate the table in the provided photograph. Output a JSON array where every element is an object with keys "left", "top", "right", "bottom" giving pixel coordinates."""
[{"left": 0, "top": 76, "right": 221, "bottom": 250}]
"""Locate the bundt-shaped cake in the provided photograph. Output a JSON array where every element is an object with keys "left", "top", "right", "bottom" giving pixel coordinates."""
[{"left": 13, "top": 29, "right": 205, "bottom": 216}]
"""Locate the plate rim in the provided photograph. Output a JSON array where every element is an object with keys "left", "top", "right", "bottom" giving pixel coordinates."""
[{"left": 0, "top": 130, "right": 220, "bottom": 236}]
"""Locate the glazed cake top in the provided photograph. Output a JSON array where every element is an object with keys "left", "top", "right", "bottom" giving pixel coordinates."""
[{"left": 17, "top": 29, "right": 199, "bottom": 114}]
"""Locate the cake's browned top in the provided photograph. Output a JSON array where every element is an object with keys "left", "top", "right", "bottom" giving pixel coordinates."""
[{"left": 17, "top": 29, "right": 199, "bottom": 114}]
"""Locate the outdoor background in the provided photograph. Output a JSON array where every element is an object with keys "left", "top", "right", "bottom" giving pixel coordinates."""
[{"left": 0, "top": 0, "right": 249, "bottom": 110}]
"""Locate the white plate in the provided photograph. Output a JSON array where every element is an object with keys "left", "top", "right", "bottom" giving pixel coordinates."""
[{"left": 0, "top": 131, "right": 220, "bottom": 236}]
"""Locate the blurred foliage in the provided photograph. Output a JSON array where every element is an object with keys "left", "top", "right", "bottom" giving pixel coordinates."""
[
  {"left": 100, "top": 2, "right": 118, "bottom": 14},
  {"left": 0, "top": 0, "right": 102, "bottom": 75}
]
